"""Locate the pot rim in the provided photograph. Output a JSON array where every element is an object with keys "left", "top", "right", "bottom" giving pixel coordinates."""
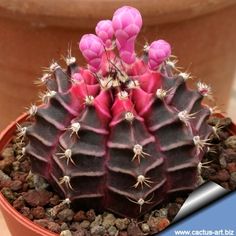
[{"left": 0, "top": 0, "right": 236, "bottom": 28}]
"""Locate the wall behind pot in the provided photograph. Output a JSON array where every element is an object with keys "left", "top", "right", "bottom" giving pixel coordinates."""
[{"left": 0, "top": 2, "right": 236, "bottom": 130}]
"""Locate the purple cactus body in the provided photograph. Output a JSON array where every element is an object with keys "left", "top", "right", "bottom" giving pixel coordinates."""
[{"left": 24, "top": 6, "right": 213, "bottom": 218}]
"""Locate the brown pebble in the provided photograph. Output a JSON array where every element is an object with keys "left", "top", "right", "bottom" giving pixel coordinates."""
[
  {"left": 49, "top": 194, "right": 61, "bottom": 206},
  {"left": 10, "top": 180, "right": 23, "bottom": 191},
  {"left": 0, "top": 150, "right": 14, "bottom": 171},
  {"left": 230, "top": 173, "right": 236, "bottom": 189},
  {"left": 11, "top": 172, "right": 28, "bottom": 182},
  {"left": 209, "top": 169, "right": 230, "bottom": 182},
  {"left": 227, "top": 163, "right": 236, "bottom": 173},
  {"left": 13, "top": 196, "right": 25, "bottom": 210},
  {"left": 224, "top": 149, "right": 236, "bottom": 162},
  {"left": 20, "top": 160, "right": 31, "bottom": 172},
  {"left": 127, "top": 221, "right": 143, "bottom": 236},
  {"left": 74, "top": 210, "right": 87, "bottom": 222},
  {"left": 73, "top": 229, "right": 87, "bottom": 236},
  {"left": 23, "top": 189, "right": 53, "bottom": 207},
  {"left": 57, "top": 208, "right": 75, "bottom": 222},
  {"left": 20, "top": 206, "right": 33, "bottom": 220},
  {"left": 86, "top": 209, "right": 96, "bottom": 222},
  {"left": 220, "top": 182, "right": 230, "bottom": 190},
  {"left": 34, "top": 219, "right": 50, "bottom": 228},
  {"left": 118, "top": 232, "right": 128, "bottom": 236},
  {"left": 22, "top": 183, "right": 29, "bottom": 192},
  {"left": 201, "top": 167, "right": 216, "bottom": 179},
  {"left": 47, "top": 221, "right": 61, "bottom": 233},
  {"left": 175, "top": 198, "right": 185, "bottom": 204},
  {"left": 69, "top": 222, "right": 81, "bottom": 231},
  {"left": 31, "top": 206, "right": 45, "bottom": 219},
  {"left": 167, "top": 203, "right": 180, "bottom": 220}
]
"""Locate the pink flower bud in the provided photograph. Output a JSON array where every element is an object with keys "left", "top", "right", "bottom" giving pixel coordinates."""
[
  {"left": 78, "top": 34, "right": 104, "bottom": 72},
  {"left": 95, "top": 20, "right": 114, "bottom": 49},
  {"left": 148, "top": 40, "right": 171, "bottom": 70},
  {"left": 112, "top": 6, "right": 142, "bottom": 64}
]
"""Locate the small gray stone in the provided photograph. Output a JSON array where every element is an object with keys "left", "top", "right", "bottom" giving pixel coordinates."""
[
  {"left": 90, "top": 225, "right": 106, "bottom": 235},
  {"left": 60, "top": 230, "right": 72, "bottom": 236},
  {"left": 141, "top": 223, "right": 150, "bottom": 233},
  {"left": 108, "top": 225, "right": 118, "bottom": 236},
  {"left": 61, "top": 222, "right": 69, "bottom": 231},
  {"left": 102, "top": 213, "right": 116, "bottom": 229},
  {"left": 153, "top": 208, "right": 168, "bottom": 218},
  {"left": 80, "top": 220, "right": 90, "bottom": 229},
  {"left": 115, "top": 218, "right": 130, "bottom": 231},
  {"left": 225, "top": 136, "right": 236, "bottom": 149},
  {"left": 90, "top": 215, "right": 102, "bottom": 228},
  {"left": 0, "top": 170, "right": 10, "bottom": 181},
  {"left": 57, "top": 208, "right": 75, "bottom": 222},
  {"left": 219, "top": 156, "right": 227, "bottom": 168},
  {"left": 230, "top": 172, "right": 236, "bottom": 184}
]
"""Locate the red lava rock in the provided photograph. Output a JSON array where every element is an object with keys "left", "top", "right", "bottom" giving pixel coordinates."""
[
  {"left": 10, "top": 180, "right": 23, "bottom": 191},
  {"left": 31, "top": 206, "right": 45, "bottom": 219},
  {"left": 20, "top": 206, "right": 33, "bottom": 220},
  {"left": 47, "top": 221, "right": 61, "bottom": 233},
  {"left": 156, "top": 218, "right": 170, "bottom": 231},
  {"left": 227, "top": 163, "right": 236, "bottom": 173},
  {"left": 86, "top": 209, "right": 96, "bottom": 222},
  {"left": 74, "top": 210, "right": 87, "bottom": 222},
  {"left": 209, "top": 169, "right": 230, "bottom": 182},
  {"left": 127, "top": 222, "right": 143, "bottom": 236},
  {"left": 0, "top": 179, "right": 12, "bottom": 188},
  {"left": 13, "top": 196, "right": 25, "bottom": 210},
  {"left": 167, "top": 203, "right": 180, "bottom": 220},
  {"left": 23, "top": 189, "right": 53, "bottom": 207}
]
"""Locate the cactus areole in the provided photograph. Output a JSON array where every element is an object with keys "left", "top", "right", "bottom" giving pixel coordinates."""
[{"left": 24, "top": 6, "right": 213, "bottom": 218}]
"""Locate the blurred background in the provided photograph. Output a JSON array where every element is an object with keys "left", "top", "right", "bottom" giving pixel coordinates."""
[{"left": 0, "top": 0, "right": 236, "bottom": 234}]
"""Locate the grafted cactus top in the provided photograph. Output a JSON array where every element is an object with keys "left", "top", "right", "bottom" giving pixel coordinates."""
[{"left": 24, "top": 6, "right": 212, "bottom": 218}]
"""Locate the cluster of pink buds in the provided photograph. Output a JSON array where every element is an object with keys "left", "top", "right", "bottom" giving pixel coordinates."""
[{"left": 79, "top": 6, "right": 171, "bottom": 72}]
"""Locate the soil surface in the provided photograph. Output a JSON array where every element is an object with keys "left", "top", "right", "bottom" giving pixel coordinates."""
[{"left": 0, "top": 116, "right": 236, "bottom": 236}]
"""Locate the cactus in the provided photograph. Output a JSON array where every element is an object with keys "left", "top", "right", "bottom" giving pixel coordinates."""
[{"left": 21, "top": 6, "right": 213, "bottom": 218}]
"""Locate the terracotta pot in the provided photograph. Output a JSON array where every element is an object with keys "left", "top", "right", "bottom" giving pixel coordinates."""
[
  {"left": 0, "top": 0, "right": 236, "bottom": 130},
  {"left": 0, "top": 114, "right": 57, "bottom": 236},
  {"left": 0, "top": 113, "right": 235, "bottom": 235}
]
